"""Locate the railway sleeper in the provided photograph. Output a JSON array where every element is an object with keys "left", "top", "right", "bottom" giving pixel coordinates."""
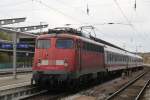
[{"left": 0, "top": 87, "right": 41, "bottom": 100}]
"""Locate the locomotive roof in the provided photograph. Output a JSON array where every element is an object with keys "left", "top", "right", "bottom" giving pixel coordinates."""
[
  {"left": 47, "top": 27, "right": 128, "bottom": 51},
  {"left": 38, "top": 28, "right": 142, "bottom": 59},
  {"left": 37, "top": 33, "right": 105, "bottom": 47}
]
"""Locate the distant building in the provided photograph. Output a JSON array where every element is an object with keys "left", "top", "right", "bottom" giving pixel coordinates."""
[{"left": 139, "top": 53, "right": 150, "bottom": 64}]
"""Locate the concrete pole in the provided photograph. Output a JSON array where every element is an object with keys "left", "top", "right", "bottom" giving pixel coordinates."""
[
  {"left": 13, "top": 33, "right": 17, "bottom": 79},
  {"left": 40, "top": 22, "right": 42, "bottom": 34}
]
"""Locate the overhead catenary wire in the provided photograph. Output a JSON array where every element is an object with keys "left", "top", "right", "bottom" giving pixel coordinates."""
[
  {"left": 113, "top": 0, "right": 132, "bottom": 26},
  {"left": 33, "top": 0, "right": 148, "bottom": 51},
  {"left": 131, "top": 0, "right": 149, "bottom": 39},
  {"left": 0, "top": 0, "right": 146, "bottom": 46},
  {"left": 54, "top": 0, "right": 88, "bottom": 16},
  {"left": 43, "top": 0, "right": 118, "bottom": 38},
  {"left": 31, "top": 0, "right": 146, "bottom": 48},
  {"left": 112, "top": 0, "right": 146, "bottom": 40},
  {"left": 35, "top": 0, "right": 107, "bottom": 37},
  {"left": 31, "top": 0, "right": 84, "bottom": 24}
]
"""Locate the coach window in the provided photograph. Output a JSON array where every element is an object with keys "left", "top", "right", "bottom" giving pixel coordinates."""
[
  {"left": 108, "top": 53, "right": 110, "bottom": 63},
  {"left": 115, "top": 55, "right": 117, "bottom": 62},
  {"left": 111, "top": 53, "right": 113, "bottom": 62},
  {"left": 36, "top": 39, "right": 51, "bottom": 48},
  {"left": 130, "top": 57, "right": 131, "bottom": 62},
  {"left": 122, "top": 56, "right": 124, "bottom": 62},
  {"left": 113, "top": 54, "right": 115, "bottom": 62},
  {"left": 120, "top": 55, "right": 122, "bottom": 62},
  {"left": 119, "top": 55, "right": 121, "bottom": 62},
  {"left": 114, "top": 54, "right": 116, "bottom": 62},
  {"left": 107, "top": 52, "right": 109, "bottom": 62},
  {"left": 116, "top": 54, "right": 118, "bottom": 62},
  {"left": 109, "top": 53, "right": 111, "bottom": 62},
  {"left": 56, "top": 39, "right": 73, "bottom": 48}
]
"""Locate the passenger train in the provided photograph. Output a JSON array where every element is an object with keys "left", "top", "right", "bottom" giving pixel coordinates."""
[{"left": 32, "top": 27, "right": 143, "bottom": 86}]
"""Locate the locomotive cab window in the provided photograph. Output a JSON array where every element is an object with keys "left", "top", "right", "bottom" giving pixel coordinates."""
[
  {"left": 36, "top": 39, "right": 51, "bottom": 48},
  {"left": 56, "top": 39, "right": 73, "bottom": 48}
]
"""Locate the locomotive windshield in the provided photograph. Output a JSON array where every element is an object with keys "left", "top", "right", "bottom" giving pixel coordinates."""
[
  {"left": 56, "top": 39, "right": 73, "bottom": 48},
  {"left": 36, "top": 39, "right": 51, "bottom": 48}
]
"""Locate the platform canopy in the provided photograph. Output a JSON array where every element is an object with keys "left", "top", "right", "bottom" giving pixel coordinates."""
[
  {"left": 0, "top": 17, "right": 38, "bottom": 79},
  {"left": 0, "top": 27, "right": 37, "bottom": 38},
  {"left": 0, "top": 17, "right": 26, "bottom": 26},
  {"left": 3, "top": 24, "right": 48, "bottom": 32}
]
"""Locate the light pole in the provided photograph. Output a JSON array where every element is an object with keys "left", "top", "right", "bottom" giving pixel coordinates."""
[
  {"left": 13, "top": 33, "right": 17, "bottom": 79},
  {"left": 134, "top": 0, "right": 137, "bottom": 11},
  {"left": 136, "top": 45, "right": 142, "bottom": 55},
  {"left": 135, "top": 45, "right": 142, "bottom": 67},
  {"left": 40, "top": 21, "right": 47, "bottom": 34},
  {"left": 26, "top": 52, "right": 29, "bottom": 68}
]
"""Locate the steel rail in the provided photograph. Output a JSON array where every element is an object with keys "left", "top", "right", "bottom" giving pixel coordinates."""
[
  {"left": 18, "top": 89, "right": 48, "bottom": 100},
  {"left": 135, "top": 79, "right": 150, "bottom": 100},
  {"left": 105, "top": 71, "right": 147, "bottom": 100},
  {"left": 0, "top": 84, "right": 46, "bottom": 100},
  {"left": 19, "top": 91, "right": 68, "bottom": 100},
  {"left": 18, "top": 89, "right": 72, "bottom": 100}
]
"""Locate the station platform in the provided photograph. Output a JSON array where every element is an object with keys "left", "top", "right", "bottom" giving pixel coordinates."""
[{"left": 0, "top": 73, "right": 32, "bottom": 91}]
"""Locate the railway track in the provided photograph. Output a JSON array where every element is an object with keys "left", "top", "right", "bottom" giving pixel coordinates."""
[
  {"left": 105, "top": 69, "right": 150, "bottom": 100},
  {"left": 58, "top": 68, "right": 148, "bottom": 100},
  {"left": 23, "top": 68, "right": 149, "bottom": 100},
  {"left": 135, "top": 79, "right": 150, "bottom": 100},
  {"left": 140, "top": 80, "right": 150, "bottom": 100},
  {"left": 21, "top": 91, "right": 70, "bottom": 100},
  {"left": 1, "top": 68, "right": 147, "bottom": 100},
  {"left": 0, "top": 84, "right": 46, "bottom": 100}
]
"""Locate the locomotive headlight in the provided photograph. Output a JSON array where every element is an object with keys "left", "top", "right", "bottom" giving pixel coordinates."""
[
  {"left": 64, "top": 59, "right": 68, "bottom": 67},
  {"left": 38, "top": 59, "right": 41, "bottom": 63},
  {"left": 37, "top": 59, "right": 41, "bottom": 66},
  {"left": 64, "top": 62, "right": 68, "bottom": 67}
]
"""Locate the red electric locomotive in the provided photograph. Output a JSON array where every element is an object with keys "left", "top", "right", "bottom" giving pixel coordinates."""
[
  {"left": 32, "top": 27, "right": 105, "bottom": 85},
  {"left": 32, "top": 27, "right": 143, "bottom": 86}
]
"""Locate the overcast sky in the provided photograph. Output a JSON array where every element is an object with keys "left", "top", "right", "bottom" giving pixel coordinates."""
[{"left": 0, "top": 0, "right": 150, "bottom": 52}]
